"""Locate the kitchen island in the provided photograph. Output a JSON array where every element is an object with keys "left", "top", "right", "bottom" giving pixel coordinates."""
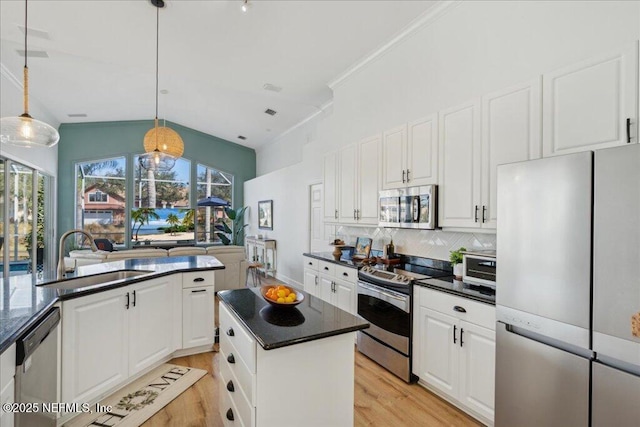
[{"left": 218, "top": 287, "right": 369, "bottom": 427}]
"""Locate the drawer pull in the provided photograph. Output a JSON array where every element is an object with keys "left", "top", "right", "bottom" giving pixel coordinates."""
[
  {"left": 324, "top": 266, "right": 329, "bottom": 271},
  {"left": 193, "top": 277, "right": 205, "bottom": 282},
  {"left": 343, "top": 272, "right": 349, "bottom": 277},
  {"left": 226, "top": 328, "right": 235, "bottom": 336},
  {"left": 453, "top": 305, "right": 467, "bottom": 313},
  {"left": 226, "top": 380, "right": 235, "bottom": 392},
  {"left": 191, "top": 289, "right": 206, "bottom": 293},
  {"left": 226, "top": 408, "right": 234, "bottom": 421},
  {"left": 308, "top": 262, "right": 312, "bottom": 265},
  {"left": 227, "top": 353, "right": 235, "bottom": 364}
]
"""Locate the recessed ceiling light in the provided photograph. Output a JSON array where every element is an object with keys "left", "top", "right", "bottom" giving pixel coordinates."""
[
  {"left": 263, "top": 83, "right": 282, "bottom": 93},
  {"left": 67, "top": 113, "right": 87, "bottom": 118},
  {"left": 238, "top": 135, "right": 247, "bottom": 140},
  {"left": 264, "top": 108, "right": 277, "bottom": 116}
]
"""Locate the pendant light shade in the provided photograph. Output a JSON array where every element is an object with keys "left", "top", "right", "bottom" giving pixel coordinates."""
[
  {"left": 140, "top": 0, "right": 181, "bottom": 171},
  {"left": 0, "top": 0, "right": 59, "bottom": 148}
]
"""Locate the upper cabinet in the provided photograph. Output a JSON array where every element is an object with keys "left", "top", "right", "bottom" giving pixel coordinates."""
[
  {"left": 325, "top": 134, "right": 382, "bottom": 225},
  {"left": 543, "top": 42, "right": 638, "bottom": 156},
  {"left": 439, "top": 79, "right": 542, "bottom": 229},
  {"left": 382, "top": 116, "right": 438, "bottom": 190}
]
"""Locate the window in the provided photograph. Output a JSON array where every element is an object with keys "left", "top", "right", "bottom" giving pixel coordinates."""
[
  {"left": 196, "top": 164, "right": 234, "bottom": 243},
  {"left": 88, "top": 190, "right": 108, "bottom": 203},
  {"left": 75, "top": 157, "right": 126, "bottom": 245},
  {"left": 133, "top": 156, "right": 190, "bottom": 209}
]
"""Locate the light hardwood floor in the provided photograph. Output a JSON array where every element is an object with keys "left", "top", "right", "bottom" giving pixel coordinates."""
[{"left": 142, "top": 350, "right": 481, "bottom": 427}]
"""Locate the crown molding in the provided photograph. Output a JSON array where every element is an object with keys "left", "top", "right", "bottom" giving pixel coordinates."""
[{"left": 327, "top": 0, "right": 462, "bottom": 89}]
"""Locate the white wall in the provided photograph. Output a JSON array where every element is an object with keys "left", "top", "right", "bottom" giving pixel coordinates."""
[{"left": 245, "top": 0, "right": 640, "bottom": 285}]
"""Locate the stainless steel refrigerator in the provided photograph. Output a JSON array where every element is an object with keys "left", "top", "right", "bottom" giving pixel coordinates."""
[{"left": 495, "top": 145, "right": 640, "bottom": 427}]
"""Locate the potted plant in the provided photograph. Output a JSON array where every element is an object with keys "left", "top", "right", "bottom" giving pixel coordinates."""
[
  {"left": 215, "top": 206, "right": 248, "bottom": 246},
  {"left": 449, "top": 247, "right": 466, "bottom": 279}
]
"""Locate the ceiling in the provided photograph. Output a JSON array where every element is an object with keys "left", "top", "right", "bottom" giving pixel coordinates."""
[{"left": 0, "top": 0, "right": 436, "bottom": 149}]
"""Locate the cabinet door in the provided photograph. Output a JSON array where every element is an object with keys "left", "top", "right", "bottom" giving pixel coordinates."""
[
  {"left": 319, "top": 275, "right": 334, "bottom": 304},
  {"left": 416, "top": 306, "right": 459, "bottom": 398},
  {"left": 382, "top": 124, "right": 407, "bottom": 189},
  {"left": 439, "top": 100, "right": 482, "bottom": 228},
  {"left": 128, "top": 277, "right": 175, "bottom": 375},
  {"left": 543, "top": 42, "right": 638, "bottom": 156},
  {"left": 323, "top": 152, "right": 338, "bottom": 222},
  {"left": 357, "top": 134, "right": 382, "bottom": 225},
  {"left": 334, "top": 278, "right": 355, "bottom": 315},
  {"left": 407, "top": 115, "right": 438, "bottom": 186},
  {"left": 182, "top": 287, "right": 215, "bottom": 349},
  {"left": 481, "top": 78, "right": 542, "bottom": 229},
  {"left": 303, "top": 268, "right": 319, "bottom": 296},
  {"left": 459, "top": 320, "right": 496, "bottom": 423},
  {"left": 338, "top": 144, "right": 357, "bottom": 224},
  {"left": 61, "top": 286, "right": 128, "bottom": 404},
  {"left": 0, "top": 378, "right": 14, "bottom": 427}
]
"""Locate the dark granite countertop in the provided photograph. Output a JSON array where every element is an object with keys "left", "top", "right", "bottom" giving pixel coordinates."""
[
  {"left": 218, "top": 287, "right": 369, "bottom": 350},
  {"left": 0, "top": 255, "right": 224, "bottom": 355},
  {"left": 414, "top": 277, "right": 496, "bottom": 305},
  {"left": 303, "top": 252, "right": 359, "bottom": 268}
]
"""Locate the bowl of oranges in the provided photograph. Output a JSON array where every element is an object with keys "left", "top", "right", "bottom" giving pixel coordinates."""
[{"left": 261, "top": 284, "right": 304, "bottom": 307}]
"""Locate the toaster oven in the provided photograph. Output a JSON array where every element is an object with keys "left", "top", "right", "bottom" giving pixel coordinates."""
[{"left": 462, "top": 251, "right": 496, "bottom": 288}]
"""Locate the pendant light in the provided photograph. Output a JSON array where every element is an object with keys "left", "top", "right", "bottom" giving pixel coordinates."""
[
  {"left": 0, "top": 0, "right": 60, "bottom": 147},
  {"left": 139, "top": 0, "right": 177, "bottom": 172}
]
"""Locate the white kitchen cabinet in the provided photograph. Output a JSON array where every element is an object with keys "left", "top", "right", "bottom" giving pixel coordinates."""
[
  {"left": 335, "top": 134, "right": 382, "bottom": 225},
  {"left": 303, "top": 256, "right": 320, "bottom": 296},
  {"left": 61, "top": 285, "right": 129, "bottom": 404},
  {"left": 382, "top": 116, "right": 438, "bottom": 190},
  {"left": 315, "top": 260, "right": 357, "bottom": 315},
  {"left": 323, "top": 152, "right": 339, "bottom": 222},
  {"left": 480, "top": 78, "right": 542, "bottom": 228},
  {"left": 218, "top": 302, "right": 355, "bottom": 427},
  {"left": 413, "top": 286, "right": 495, "bottom": 425},
  {"left": 543, "top": 42, "right": 638, "bottom": 157},
  {"left": 182, "top": 286, "right": 215, "bottom": 349},
  {"left": 129, "top": 277, "right": 175, "bottom": 375},
  {"left": 0, "top": 343, "right": 16, "bottom": 427},
  {"left": 439, "top": 78, "right": 542, "bottom": 229},
  {"left": 438, "top": 100, "right": 482, "bottom": 228}
]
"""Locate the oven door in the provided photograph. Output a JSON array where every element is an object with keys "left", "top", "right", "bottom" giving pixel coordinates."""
[{"left": 357, "top": 280, "right": 410, "bottom": 355}]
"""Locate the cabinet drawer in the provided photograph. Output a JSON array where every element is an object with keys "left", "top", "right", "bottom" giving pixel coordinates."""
[
  {"left": 419, "top": 287, "right": 495, "bottom": 330},
  {"left": 220, "top": 303, "right": 256, "bottom": 372},
  {"left": 220, "top": 348, "right": 255, "bottom": 424},
  {"left": 335, "top": 265, "right": 357, "bottom": 284},
  {"left": 183, "top": 270, "right": 215, "bottom": 289},
  {"left": 319, "top": 261, "right": 336, "bottom": 276},
  {"left": 303, "top": 256, "right": 319, "bottom": 271},
  {"left": 219, "top": 371, "right": 246, "bottom": 427}
]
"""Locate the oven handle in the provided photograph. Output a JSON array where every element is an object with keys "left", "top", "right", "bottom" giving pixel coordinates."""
[{"left": 357, "top": 281, "right": 410, "bottom": 313}]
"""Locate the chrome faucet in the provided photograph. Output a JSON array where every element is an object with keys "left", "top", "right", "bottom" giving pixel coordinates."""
[{"left": 57, "top": 229, "right": 98, "bottom": 279}]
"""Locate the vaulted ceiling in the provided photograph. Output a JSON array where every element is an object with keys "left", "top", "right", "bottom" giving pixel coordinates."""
[{"left": 0, "top": 0, "right": 436, "bottom": 149}]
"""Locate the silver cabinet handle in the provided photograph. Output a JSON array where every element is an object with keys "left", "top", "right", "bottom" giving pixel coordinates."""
[
  {"left": 402, "top": 170, "right": 406, "bottom": 183},
  {"left": 482, "top": 206, "right": 487, "bottom": 223},
  {"left": 314, "top": 276, "right": 318, "bottom": 285},
  {"left": 406, "top": 169, "right": 411, "bottom": 182},
  {"left": 354, "top": 209, "right": 356, "bottom": 220},
  {"left": 191, "top": 289, "right": 206, "bottom": 293},
  {"left": 335, "top": 209, "right": 338, "bottom": 219},
  {"left": 474, "top": 205, "right": 479, "bottom": 223}
]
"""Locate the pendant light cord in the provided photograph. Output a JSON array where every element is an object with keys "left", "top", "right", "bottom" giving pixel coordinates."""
[
  {"left": 23, "top": 0, "right": 29, "bottom": 116},
  {"left": 154, "top": 5, "right": 160, "bottom": 150}
]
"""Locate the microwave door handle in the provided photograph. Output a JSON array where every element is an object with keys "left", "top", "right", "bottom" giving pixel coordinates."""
[{"left": 413, "top": 198, "right": 419, "bottom": 222}]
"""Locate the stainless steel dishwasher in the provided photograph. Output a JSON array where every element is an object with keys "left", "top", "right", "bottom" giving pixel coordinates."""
[{"left": 15, "top": 307, "right": 60, "bottom": 427}]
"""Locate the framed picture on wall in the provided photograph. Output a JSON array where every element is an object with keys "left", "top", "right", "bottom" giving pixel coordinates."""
[{"left": 258, "top": 200, "right": 273, "bottom": 230}]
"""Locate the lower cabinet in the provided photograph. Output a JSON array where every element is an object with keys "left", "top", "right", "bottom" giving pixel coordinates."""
[
  {"left": 182, "top": 286, "right": 215, "bottom": 348},
  {"left": 0, "top": 343, "right": 16, "bottom": 427},
  {"left": 61, "top": 275, "right": 182, "bottom": 405},
  {"left": 218, "top": 302, "right": 355, "bottom": 427},
  {"left": 413, "top": 286, "right": 496, "bottom": 425},
  {"left": 314, "top": 260, "right": 357, "bottom": 315}
]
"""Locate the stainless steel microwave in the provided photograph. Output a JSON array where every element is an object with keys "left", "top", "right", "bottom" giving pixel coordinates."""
[
  {"left": 462, "top": 251, "right": 496, "bottom": 288},
  {"left": 379, "top": 185, "right": 437, "bottom": 229}
]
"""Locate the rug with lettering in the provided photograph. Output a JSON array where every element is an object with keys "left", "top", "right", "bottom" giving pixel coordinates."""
[{"left": 65, "top": 364, "right": 207, "bottom": 427}]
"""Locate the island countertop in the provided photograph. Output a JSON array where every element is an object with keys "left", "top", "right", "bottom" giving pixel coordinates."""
[
  {"left": 0, "top": 255, "right": 224, "bottom": 355},
  {"left": 218, "top": 287, "right": 369, "bottom": 350}
]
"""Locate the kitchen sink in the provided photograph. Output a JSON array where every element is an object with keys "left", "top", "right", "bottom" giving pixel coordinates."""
[{"left": 41, "top": 270, "right": 154, "bottom": 290}]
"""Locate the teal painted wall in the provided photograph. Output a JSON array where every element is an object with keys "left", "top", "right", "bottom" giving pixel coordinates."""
[{"left": 57, "top": 120, "right": 256, "bottom": 242}]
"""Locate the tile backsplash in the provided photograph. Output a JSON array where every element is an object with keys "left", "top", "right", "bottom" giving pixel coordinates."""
[{"left": 334, "top": 226, "right": 496, "bottom": 262}]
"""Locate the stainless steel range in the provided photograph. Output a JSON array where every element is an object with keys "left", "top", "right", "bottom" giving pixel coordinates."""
[{"left": 356, "top": 264, "right": 450, "bottom": 382}]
